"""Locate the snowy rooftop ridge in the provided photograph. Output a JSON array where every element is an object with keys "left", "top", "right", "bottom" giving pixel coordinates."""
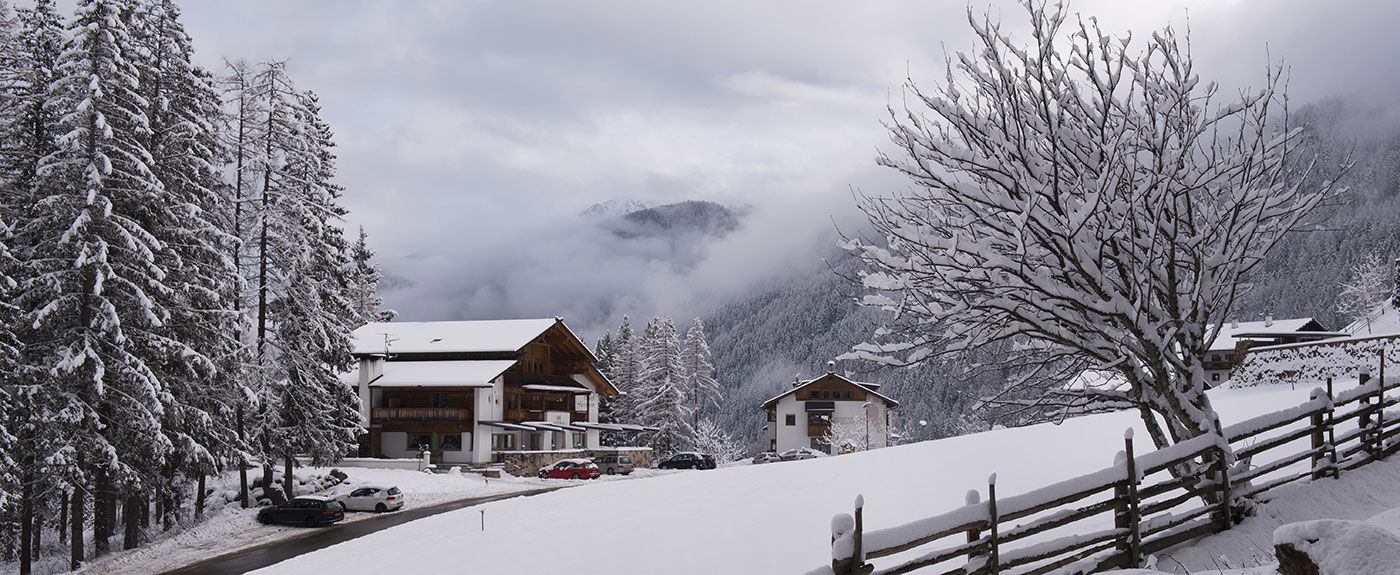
[
  {"left": 1206, "top": 317, "right": 1325, "bottom": 352},
  {"left": 351, "top": 318, "right": 561, "bottom": 356}
]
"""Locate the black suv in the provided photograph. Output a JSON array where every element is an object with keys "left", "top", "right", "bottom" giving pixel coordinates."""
[
  {"left": 257, "top": 496, "right": 344, "bottom": 526},
  {"left": 658, "top": 452, "right": 716, "bottom": 470}
]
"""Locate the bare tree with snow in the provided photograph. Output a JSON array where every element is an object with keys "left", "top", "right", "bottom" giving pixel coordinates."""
[
  {"left": 844, "top": 1, "right": 1342, "bottom": 483},
  {"left": 1336, "top": 252, "right": 1393, "bottom": 334}
]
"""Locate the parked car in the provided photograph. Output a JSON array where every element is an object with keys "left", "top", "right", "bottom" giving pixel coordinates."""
[
  {"left": 591, "top": 454, "right": 635, "bottom": 475},
  {"left": 539, "top": 458, "right": 602, "bottom": 479},
  {"left": 752, "top": 451, "right": 780, "bottom": 464},
  {"left": 779, "top": 447, "right": 827, "bottom": 461},
  {"left": 334, "top": 485, "right": 404, "bottom": 513},
  {"left": 256, "top": 495, "right": 344, "bottom": 527},
  {"left": 658, "top": 452, "right": 716, "bottom": 470}
]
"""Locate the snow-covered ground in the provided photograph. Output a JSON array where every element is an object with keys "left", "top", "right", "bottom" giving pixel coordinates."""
[
  {"left": 237, "top": 382, "right": 1400, "bottom": 575},
  {"left": 52, "top": 466, "right": 663, "bottom": 575}
]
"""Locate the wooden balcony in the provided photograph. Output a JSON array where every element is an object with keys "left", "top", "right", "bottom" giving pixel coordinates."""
[{"left": 372, "top": 407, "right": 473, "bottom": 423}]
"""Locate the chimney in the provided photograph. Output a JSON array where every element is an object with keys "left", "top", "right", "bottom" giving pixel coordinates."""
[
  {"left": 1265, "top": 315, "right": 1273, "bottom": 327},
  {"left": 1230, "top": 318, "right": 1239, "bottom": 329},
  {"left": 793, "top": 374, "right": 801, "bottom": 388},
  {"left": 827, "top": 360, "right": 836, "bottom": 374}
]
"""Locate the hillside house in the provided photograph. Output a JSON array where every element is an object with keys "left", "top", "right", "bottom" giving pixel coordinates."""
[
  {"left": 761, "top": 366, "right": 899, "bottom": 454},
  {"left": 1203, "top": 316, "right": 1343, "bottom": 385},
  {"left": 350, "top": 318, "right": 648, "bottom": 467}
]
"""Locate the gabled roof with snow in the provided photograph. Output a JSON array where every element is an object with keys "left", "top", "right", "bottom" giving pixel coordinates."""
[
  {"left": 760, "top": 372, "right": 899, "bottom": 409},
  {"left": 352, "top": 318, "right": 563, "bottom": 356},
  {"left": 1206, "top": 317, "right": 1329, "bottom": 352}
]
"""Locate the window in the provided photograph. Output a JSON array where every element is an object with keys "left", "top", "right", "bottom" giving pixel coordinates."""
[
  {"left": 491, "top": 433, "right": 516, "bottom": 450},
  {"left": 439, "top": 434, "right": 462, "bottom": 451},
  {"left": 1211, "top": 373, "right": 1221, "bottom": 382},
  {"left": 770, "top": 439, "right": 776, "bottom": 451},
  {"left": 785, "top": 414, "right": 796, "bottom": 426},
  {"left": 573, "top": 432, "right": 586, "bottom": 448},
  {"left": 844, "top": 392, "right": 851, "bottom": 399},
  {"left": 822, "top": 391, "right": 830, "bottom": 399},
  {"left": 767, "top": 410, "right": 776, "bottom": 422},
  {"left": 809, "top": 391, "right": 819, "bottom": 399},
  {"left": 809, "top": 413, "right": 830, "bottom": 426},
  {"left": 407, "top": 434, "right": 433, "bottom": 451},
  {"left": 431, "top": 392, "right": 449, "bottom": 408}
]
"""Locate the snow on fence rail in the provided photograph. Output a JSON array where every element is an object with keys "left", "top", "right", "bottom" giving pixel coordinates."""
[{"left": 823, "top": 372, "right": 1400, "bottom": 575}]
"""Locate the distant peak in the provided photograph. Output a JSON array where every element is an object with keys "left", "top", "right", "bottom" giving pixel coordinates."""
[{"left": 580, "top": 199, "right": 655, "bottom": 219}]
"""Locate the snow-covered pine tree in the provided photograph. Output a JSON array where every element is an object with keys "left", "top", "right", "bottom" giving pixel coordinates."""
[
  {"left": 16, "top": 0, "right": 187, "bottom": 561},
  {"left": 1337, "top": 252, "right": 1393, "bottom": 334},
  {"left": 600, "top": 316, "right": 640, "bottom": 445},
  {"left": 349, "top": 225, "right": 395, "bottom": 326},
  {"left": 237, "top": 73, "right": 361, "bottom": 500},
  {"left": 0, "top": 0, "right": 63, "bottom": 207},
  {"left": 217, "top": 58, "right": 261, "bottom": 507},
  {"left": 130, "top": 0, "right": 244, "bottom": 533},
  {"left": 636, "top": 316, "right": 687, "bottom": 455},
  {"left": 679, "top": 317, "right": 720, "bottom": 437}
]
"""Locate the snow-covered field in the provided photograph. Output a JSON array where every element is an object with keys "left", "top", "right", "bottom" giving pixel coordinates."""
[
  {"left": 240, "top": 382, "right": 1400, "bottom": 575},
  {"left": 59, "top": 466, "right": 657, "bottom": 575}
]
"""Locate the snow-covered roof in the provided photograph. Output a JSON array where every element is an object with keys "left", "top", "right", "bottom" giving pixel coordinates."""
[
  {"left": 760, "top": 373, "right": 899, "bottom": 409},
  {"left": 368, "top": 360, "right": 517, "bottom": 388},
  {"left": 1206, "top": 318, "right": 1327, "bottom": 352},
  {"left": 352, "top": 318, "right": 561, "bottom": 356}
]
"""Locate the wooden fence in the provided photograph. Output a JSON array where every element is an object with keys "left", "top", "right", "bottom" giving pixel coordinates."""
[{"left": 826, "top": 371, "right": 1400, "bottom": 575}]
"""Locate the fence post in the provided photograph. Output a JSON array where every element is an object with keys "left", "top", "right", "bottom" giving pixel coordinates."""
[
  {"left": 830, "top": 495, "right": 868, "bottom": 575},
  {"left": 1379, "top": 350, "right": 1388, "bottom": 456},
  {"left": 1361, "top": 366, "right": 1381, "bottom": 458},
  {"left": 988, "top": 474, "right": 1000, "bottom": 575},
  {"left": 1214, "top": 444, "right": 1232, "bottom": 530},
  {"left": 965, "top": 489, "right": 982, "bottom": 563},
  {"left": 1311, "top": 388, "right": 1328, "bottom": 481},
  {"left": 1328, "top": 377, "right": 1340, "bottom": 479},
  {"left": 854, "top": 496, "right": 865, "bottom": 574},
  {"left": 1123, "top": 429, "right": 1141, "bottom": 568}
]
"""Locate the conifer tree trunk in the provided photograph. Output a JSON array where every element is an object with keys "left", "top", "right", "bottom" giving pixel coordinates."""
[
  {"left": 70, "top": 488, "right": 84, "bottom": 570},
  {"left": 238, "top": 404, "right": 248, "bottom": 508},
  {"left": 195, "top": 473, "right": 206, "bottom": 519},
  {"left": 123, "top": 496, "right": 140, "bottom": 550},
  {"left": 59, "top": 490, "right": 68, "bottom": 545},
  {"left": 19, "top": 469, "right": 32, "bottom": 575},
  {"left": 31, "top": 505, "right": 41, "bottom": 561},
  {"left": 93, "top": 469, "right": 110, "bottom": 556},
  {"left": 283, "top": 455, "right": 294, "bottom": 501}
]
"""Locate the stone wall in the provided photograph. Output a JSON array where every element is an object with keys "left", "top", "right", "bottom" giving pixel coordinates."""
[{"left": 495, "top": 447, "right": 652, "bottom": 477}]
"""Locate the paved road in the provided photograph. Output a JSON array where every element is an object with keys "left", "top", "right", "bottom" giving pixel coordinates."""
[{"left": 160, "top": 487, "right": 560, "bottom": 575}]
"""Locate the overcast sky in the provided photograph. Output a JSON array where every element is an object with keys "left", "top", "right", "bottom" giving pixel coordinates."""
[{"left": 169, "top": 0, "right": 1400, "bottom": 332}]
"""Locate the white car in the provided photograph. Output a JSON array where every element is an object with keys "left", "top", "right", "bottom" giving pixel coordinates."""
[
  {"left": 779, "top": 448, "right": 827, "bottom": 461},
  {"left": 335, "top": 485, "right": 404, "bottom": 512}
]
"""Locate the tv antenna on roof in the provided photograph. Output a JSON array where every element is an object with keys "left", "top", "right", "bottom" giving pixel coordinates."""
[{"left": 382, "top": 333, "right": 399, "bottom": 357}]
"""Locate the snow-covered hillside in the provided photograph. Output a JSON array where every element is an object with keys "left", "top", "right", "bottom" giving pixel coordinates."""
[{"left": 248, "top": 383, "right": 1378, "bottom": 575}]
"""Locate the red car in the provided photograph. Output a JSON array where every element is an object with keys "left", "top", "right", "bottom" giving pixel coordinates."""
[{"left": 538, "top": 458, "right": 601, "bottom": 479}]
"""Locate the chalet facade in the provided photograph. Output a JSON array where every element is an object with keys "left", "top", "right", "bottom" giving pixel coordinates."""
[
  {"left": 761, "top": 368, "right": 899, "bottom": 454},
  {"left": 1203, "top": 317, "right": 1344, "bottom": 385},
  {"left": 350, "top": 318, "right": 643, "bottom": 466}
]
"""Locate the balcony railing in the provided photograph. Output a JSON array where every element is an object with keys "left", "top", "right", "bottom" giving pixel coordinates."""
[{"left": 372, "top": 407, "right": 472, "bottom": 422}]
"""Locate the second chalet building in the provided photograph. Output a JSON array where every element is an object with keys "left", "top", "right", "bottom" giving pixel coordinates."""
[
  {"left": 762, "top": 366, "right": 899, "bottom": 454},
  {"left": 349, "top": 318, "right": 650, "bottom": 468}
]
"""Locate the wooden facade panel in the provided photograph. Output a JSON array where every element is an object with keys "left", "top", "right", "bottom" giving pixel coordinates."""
[{"left": 383, "top": 389, "right": 475, "bottom": 409}]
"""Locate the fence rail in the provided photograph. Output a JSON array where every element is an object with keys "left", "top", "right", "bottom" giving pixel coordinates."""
[{"left": 826, "top": 370, "right": 1400, "bottom": 575}]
